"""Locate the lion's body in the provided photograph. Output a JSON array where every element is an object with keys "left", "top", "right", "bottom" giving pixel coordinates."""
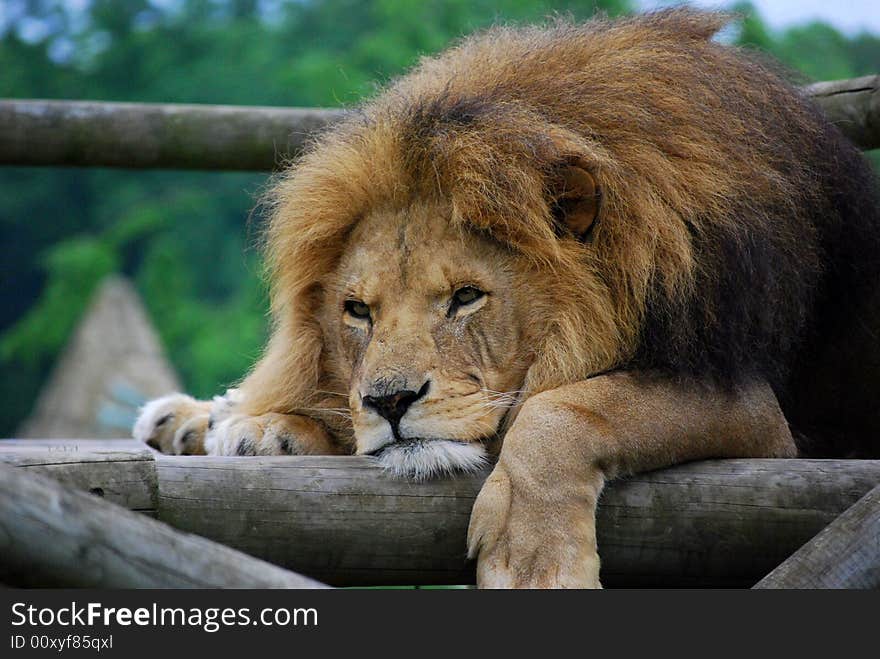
[
  {"left": 246, "top": 10, "right": 880, "bottom": 458},
  {"left": 135, "top": 10, "right": 880, "bottom": 586}
]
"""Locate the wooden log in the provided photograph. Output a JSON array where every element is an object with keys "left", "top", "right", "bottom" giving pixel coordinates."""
[
  {"left": 0, "top": 100, "right": 345, "bottom": 170},
  {"left": 806, "top": 75, "right": 880, "bottom": 150},
  {"left": 154, "top": 455, "right": 880, "bottom": 587},
  {"left": 2, "top": 441, "right": 878, "bottom": 587},
  {"left": 753, "top": 485, "right": 880, "bottom": 589},
  {"left": 156, "top": 455, "right": 484, "bottom": 586},
  {"left": 0, "top": 461, "right": 328, "bottom": 588},
  {"left": 0, "top": 75, "right": 876, "bottom": 171},
  {"left": 0, "top": 439, "right": 156, "bottom": 514}
]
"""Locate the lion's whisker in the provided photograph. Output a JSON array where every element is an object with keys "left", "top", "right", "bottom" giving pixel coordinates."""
[{"left": 314, "top": 390, "right": 350, "bottom": 398}]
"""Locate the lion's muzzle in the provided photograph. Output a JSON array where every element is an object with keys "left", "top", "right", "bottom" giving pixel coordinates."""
[{"left": 361, "top": 380, "right": 430, "bottom": 437}]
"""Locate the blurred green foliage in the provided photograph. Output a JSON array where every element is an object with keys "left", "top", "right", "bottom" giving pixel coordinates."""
[{"left": 1, "top": 0, "right": 878, "bottom": 434}]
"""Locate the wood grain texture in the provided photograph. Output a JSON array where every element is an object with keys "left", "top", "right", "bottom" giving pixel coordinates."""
[
  {"left": 2, "top": 441, "right": 878, "bottom": 587},
  {"left": 753, "top": 485, "right": 880, "bottom": 589},
  {"left": 0, "top": 461, "right": 327, "bottom": 588},
  {"left": 0, "top": 99, "right": 346, "bottom": 171},
  {"left": 156, "top": 455, "right": 485, "bottom": 586},
  {"left": 599, "top": 459, "right": 880, "bottom": 587},
  {"left": 0, "top": 439, "right": 156, "bottom": 514},
  {"left": 806, "top": 74, "right": 880, "bottom": 150},
  {"left": 155, "top": 455, "right": 880, "bottom": 587},
  {"left": 0, "top": 76, "right": 875, "bottom": 172}
]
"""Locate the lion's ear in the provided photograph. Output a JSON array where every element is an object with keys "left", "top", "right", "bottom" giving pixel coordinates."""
[{"left": 549, "top": 160, "right": 600, "bottom": 242}]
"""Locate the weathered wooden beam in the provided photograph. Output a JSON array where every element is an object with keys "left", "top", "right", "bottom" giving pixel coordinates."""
[
  {"left": 0, "top": 439, "right": 156, "bottom": 514},
  {"left": 154, "top": 455, "right": 880, "bottom": 587},
  {"left": 0, "top": 100, "right": 346, "bottom": 170},
  {"left": 2, "top": 441, "right": 878, "bottom": 587},
  {"left": 0, "top": 75, "right": 876, "bottom": 171},
  {"left": 0, "top": 461, "right": 328, "bottom": 588},
  {"left": 156, "top": 454, "right": 483, "bottom": 586},
  {"left": 753, "top": 484, "right": 880, "bottom": 589},
  {"left": 806, "top": 75, "right": 880, "bottom": 151}
]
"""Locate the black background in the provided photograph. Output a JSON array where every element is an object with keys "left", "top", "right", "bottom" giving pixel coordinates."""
[{"left": 1, "top": 589, "right": 874, "bottom": 656}]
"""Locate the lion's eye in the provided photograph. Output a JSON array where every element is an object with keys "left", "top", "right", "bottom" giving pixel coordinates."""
[
  {"left": 344, "top": 299, "right": 371, "bottom": 321},
  {"left": 450, "top": 286, "right": 485, "bottom": 312}
]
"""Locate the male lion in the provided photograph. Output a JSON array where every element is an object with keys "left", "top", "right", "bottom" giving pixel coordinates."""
[{"left": 134, "top": 10, "right": 880, "bottom": 588}]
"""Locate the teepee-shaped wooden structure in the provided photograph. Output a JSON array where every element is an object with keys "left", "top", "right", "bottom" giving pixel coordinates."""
[{"left": 17, "top": 276, "right": 180, "bottom": 438}]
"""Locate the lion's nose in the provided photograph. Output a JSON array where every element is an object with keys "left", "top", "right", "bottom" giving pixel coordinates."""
[{"left": 363, "top": 381, "right": 429, "bottom": 428}]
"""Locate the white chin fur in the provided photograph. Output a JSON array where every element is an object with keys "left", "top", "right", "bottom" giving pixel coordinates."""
[{"left": 374, "top": 439, "right": 489, "bottom": 481}]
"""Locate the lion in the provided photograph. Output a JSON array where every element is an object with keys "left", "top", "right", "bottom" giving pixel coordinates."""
[{"left": 134, "top": 10, "right": 880, "bottom": 588}]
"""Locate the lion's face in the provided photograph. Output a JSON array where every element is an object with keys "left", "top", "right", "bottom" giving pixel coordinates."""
[{"left": 321, "top": 201, "right": 532, "bottom": 478}]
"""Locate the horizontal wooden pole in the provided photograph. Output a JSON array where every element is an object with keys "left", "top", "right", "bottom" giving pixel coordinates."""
[
  {"left": 155, "top": 455, "right": 880, "bottom": 587},
  {"left": 0, "top": 75, "right": 876, "bottom": 171},
  {"left": 753, "top": 484, "right": 880, "bottom": 589},
  {"left": 0, "top": 439, "right": 157, "bottom": 514},
  {"left": 0, "top": 100, "right": 345, "bottom": 170},
  {"left": 805, "top": 75, "right": 880, "bottom": 151},
  {"left": 3, "top": 440, "right": 879, "bottom": 587},
  {"left": 0, "top": 459, "right": 328, "bottom": 588}
]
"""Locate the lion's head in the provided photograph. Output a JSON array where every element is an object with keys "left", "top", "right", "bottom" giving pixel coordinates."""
[
  {"left": 244, "top": 130, "right": 614, "bottom": 479},
  {"left": 237, "top": 11, "right": 828, "bottom": 478},
  {"left": 283, "top": 144, "right": 608, "bottom": 477},
  {"left": 324, "top": 202, "right": 529, "bottom": 477},
  {"left": 318, "top": 163, "right": 598, "bottom": 477}
]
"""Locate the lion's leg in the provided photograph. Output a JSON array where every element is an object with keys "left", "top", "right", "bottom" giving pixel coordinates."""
[{"left": 467, "top": 371, "right": 796, "bottom": 589}]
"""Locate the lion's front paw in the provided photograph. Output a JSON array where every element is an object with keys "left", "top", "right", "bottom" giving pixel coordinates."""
[
  {"left": 204, "top": 412, "right": 336, "bottom": 456},
  {"left": 133, "top": 393, "right": 211, "bottom": 455},
  {"left": 467, "top": 463, "right": 601, "bottom": 589}
]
